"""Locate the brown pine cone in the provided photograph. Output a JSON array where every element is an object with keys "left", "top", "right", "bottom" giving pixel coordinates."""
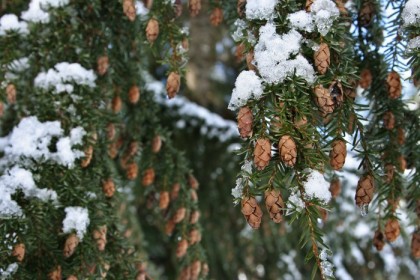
[
  {"left": 314, "top": 85, "right": 334, "bottom": 115},
  {"left": 397, "top": 155, "right": 406, "bottom": 172},
  {"left": 189, "top": 0, "right": 201, "bottom": 17},
  {"left": 97, "top": 55, "right": 109, "bottom": 76},
  {"left": 142, "top": 168, "right": 155, "bottom": 186},
  {"left": 264, "top": 189, "right": 284, "bottom": 223},
  {"left": 254, "top": 138, "right": 271, "bottom": 170},
  {"left": 126, "top": 162, "right": 138, "bottom": 180},
  {"left": 166, "top": 72, "right": 180, "bottom": 99},
  {"left": 411, "top": 232, "right": 420, "bottom": 258},
  {"left": 397, "top": 127, "right": 405, "bottom": 145},
  {"left": 93, "top": 225, "right": 107, "bottom": 251},
  {"left": 329, "top": 177, "right": 341, "bottom": 198},
  {"left": 237, "top": 0, "right": 246, "bottom": 17},
  {"left": 330, "top": 139, "right": 347, "bottom": 170},
  {"left": 294, "top": 116, "right": 307, "bottom": 128},
  {"left": 318, "top": 206, "right": 328, "bottom": 222},
  {"left": 237, "top": 106, "right": 253, "bottom": 139},
  {"left": 190, "top": 189, "right": 198, "bottom": 201},
  {"left": 159, "top": 191, "right": 170, "bottom": 210},
  {"left": 235, "top": 43, "right": 245, "bottom": 62},
  {"left": 112, "top": 95, "right": 122, "bottom": 113},
  {"left": 210, "top": 7, "right": 223, "bottom": 26},
  {"left": 102, "top": 178, "right": 116, "bottom": 198},
  {"left": 336, "top": 0, "right": 348, "bottom": 15},
  {"left": 66, "top": 276, "right": 78, "bottom": 280},
  {"left": 278, "top": 135, "right": 297, "bottom": 167},
  {"left": 178, "top": 266, "right": 190, "bottom": 280},
  {"left": 81, "top": 146, "right": 93, "bottom": 168},
  {"left": 386, "top": 71, "right": 402, "bottom": 99},
  {"left": 146, "top": 18, "right": 159, "bottom": 43},
  {"left": 165, "top": 219, "right": 176, "bottom": 235},
  {"left": 12, "top": 243, "right": 25, "bottom": 262},
  {"left": 305, "top": 0, "right": 314, "bottom": 11},
  {"left": 347, "top": 112, "right": 356, "bottom": 133},
  {"left": 176, "top": 239, "right": 189, "bottom": 258},
  {"left": 152, "top": 135, "right": 162, "bottom": 153},
  {"left": 106, "top": 123, "right": 116, "bottom": 140},
  {"left": 314, "top": 43, "right": 330, "bottom": 75},
  {"left": 359, "top": 1, "right": 375, "bottom": 26},
  {"left": 355, "top": 174, "right": 375, "bottom": 207},
  {"left": 108, "top": 142, "right": 119, "bottom": 159},
  {"left": 385, "top": 219, "right": 400, "bottom": 242},
  {"left": 6, "top": 84, "right": 16, "bottom": 104},
  {"left": 188, "top": 174, "right": 199, "bottom": 190},
  {"left": 246, "top": 51, "right": 257, "bottom": 72},
  {"left": 383, "top": 111, "right": 395, "bottom": 130},
  {"left": 359, "top": 69, "right": 372, "bottom": 89},
  {"left": 385, "top": 163, "right": 394, "bottom": 183},
  {"left": 189, "top": 228, "right": 201, "bottom": 245},
  {"left": 123, "top": 0, "right": 136, "bottom": 21},
  {"left": 128, "top": 85, "right": 140, "bottom": 104},
  {"left": 373, "top": 229, "right": 385, "bottom": 251},
  {"left": 49, "top": 266, "right": 62, "bottom": 280},
  {"left": 171, "top": 183, "right": 181, "bottom": 200},
  {"left": 190, "top": 210, "right": 200, "bottom": 224},
  {"left": 329, "top": 80, "right": 344, "bottom": 107},
  {"left": 63, "top": 233, "right": 79, "bottom": 258},
  {"left": 0, "top": 102, "right": 4, "bottom": 117},
  {"left": 190, "top": 260, "right": 201, "bottom": 279},
  {"left": 173, "top": 207, "right": 186, "bottom": 223},
  {"left": 241, "top": 197, "right": 263, "bottom": 229}
]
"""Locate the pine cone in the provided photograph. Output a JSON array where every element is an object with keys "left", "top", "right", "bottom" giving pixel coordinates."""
[
  {"left": 146, "top": 18, "right": 159, "bottom": 43},
  {"left": 359, "top": 1, "right": 375, "bottom": 26},
  {"left": 237, "top": 0, "right": 246, "bottom": 17},
  {"left": 241, "top": 196, "right": 263, "bottom": 229},
  {"left": 318, "top": 206, "right": 328, "bottom": 222},
  {"left": 336, "top": 0, "right": 348, "bottom": 15},
  {"left": 246, "top": 51, "right": 257, "bottom": 72},
  {"left": 314, "top": 43, "right": 330, "bottom": 75},
  {"left": 237, "top": 106, "right": 253, "bottom": 139},
  {"left": 188, "top": 174, "right": 199, "bottom": 190},
  {"left": 173, "top": 0, "right": 182, "bottom": 18},
  {"left": 189, "top": 0, "right": 201, "bottom": 17},
  {"left": 190, "top": 189, "right": 198, "bottom": 201},
  {"left": 152, "top": 135, "right": 162, "bottom": 153},
  {"left": 81, "top": 145, "right": 93, "bottom": 168},
  {"left": 385, "top": 163, "right": 394, "bottom": 183},
  {"left": 173, "top": 207, "right": 186, "bottom": 223},
  {"left": 347, "top": 112, "right": 356, "bottom": 133},
  {"left": 12, "top": 243, "right": 25, "bottom": 262},
  {"left": 190, "top": 260, "right": 201, "bottom": 279},
  {"left": 373, "top": 229, "right": 385, "bottom": 251},
  {"left": 6, "top": 84, "right": 16, "bottom": 104},
  {"left": 0, "top": 102, "right": 4, "bottom": 117},
  {"left": 176, "top": 239, "right": 189, "bottom": 258},
  {"left": 142, "top": 168, "right": 155, "bottom": 186},
  {"left": 411, "top": 232, "right": 420, "bottom": 259},
  {"left": 63, "top": 233, "right": 79, "bottom": 258},
  {"left": 383, "top": 111, "right": 395, "bottom": 130},
  {"left": 385, "top": 218, "right": 400, "bottom": 242},
  {"left": 178, "top": 266, "right": 190, "bottom": 280},
  {"left": 97, "top": 55, "right": 109, "bottom": 76},
  {"left": 165, "top": 219, "right": 176, "bottom": 235},
  {"left": 329, "top": 177, "right": 341, "bottom": 198},
  {"left": 359, "top": 69, "right": 372, "bottom": 89},
  {"left": 264, "top": 189, "right": 284, "bottom": 223},
  {"left": 254, "top": 138, "right": 271, "bottom": 170},
  {"left": 102, "top": 178, "right": 116, "bottom": 198},
  {"left": 189, "top": 228, "right": 201, "bottom": 245},
  {"left": 314, "top": 85, "right": 334, "bottom": 115},
  {"left": 128, "top": 85, "right": 140, "bottom": 104},
  {"left": 387, "top": 71, "right": 402, "bottom": 99},
  {"left": 210, "top": 7, "right": 223, "bottom": 26},
  {"left": 397, "top": 127, "right": 405, "bottom": 145},
  {"left": 112, "top": 95, "right": 122, "bottom": 113},
  {"left": 108, "top": 142, "right": 119, "bottom": 159},
  {"left": 49, "top": 266, "right": 62, "bottom": 280},
  {"left": 190, "top": 210, "right": 200, "bottom": 224},
  {"left": 106, "top": 123, "right": 116, "bottom": 140},
  {"left": 159, "top": 191, "right": 170, "bottom": 210},
  {"left": 278, "top": 135, "right": 297, "bottom": 167},
  {"left": 355, "top": 174, "right": 375, "bottom": 207},
  {"left": 397, "top": 155, "right": 406, "bottom": 172},
  {"left": 202, "top": 263, "right": 209, "bottom": 276},
  {"left": 123, "top": 0, "right": 136, "bottom": 21},
  {"left": 329, "top": 80, "right": 344, "bottom": 107},
  {"left": 329, "top": 139, "right": 347, "bottom": 170},
  {"left": 93, "top": 225, "right": 107, "bottom": 251},
  {"left": 171, "top": 183, "right": 181, "bottom": 200},
  {"left": 166, "top": 72, "right": 180, "bottom": 99},
  {"left": 294, "top": 116, "right": 307, "bottom": 128},
  {"left": 305, "top": 0, "right": 314, "bottom": 11},
  {"left": 126, "top": 162, "right": 138, "bottom": 180},
  {"left": 235, "top": 43, "right": 245, "bottom": 62}
]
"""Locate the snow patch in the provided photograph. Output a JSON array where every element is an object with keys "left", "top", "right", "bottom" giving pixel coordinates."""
[
  {"left": 0, "top": 14, "right": 28, "bottom": 36},
  {"left": 228, "top": 70, "right": 263, "bottom": 110},
  {"left": 303, "top": 169, "right": 331, "bottom": 203},
  {"left": 402, "top": 0, "right": 420, "bottom": 26},
  {"left": 62, "top": 206, "right": 89, "bottom": 240},
  {"left": 245, "top": 0, "right": 278, "bottom": 20}
]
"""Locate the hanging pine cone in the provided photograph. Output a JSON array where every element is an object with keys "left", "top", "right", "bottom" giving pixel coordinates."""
[
  {"left": 176, "top": 239, "right": 189, "bottom": 258},
  {"left": 93, "top": 225, "right": 107, "bottom": 251},
  {"left": 123, "top": 0, "right": 136, "bottom": 21},
  {"left": 102, "top": 178, "right": 115, "bottom": 198},
  {"left": 108, "top": 142, "right": 119, "bottom": 159},
  {"left": 246, "top": 51, "right": 257, "bottom": 72},
  {"left": 359, "top": 69, "right": 372, "bottom": 89},
  {"left": 314, "top": 85, "right": 334, "bottom": 115},
  {"left": 329, "top": 80, "right": 344, "bottom": 107},
  {"left": 254, "top": 138, "right": 271, "bottom": 170},
  {"left": 397, "top": 127, "right": 405, "bottom": 145},
  {"left": 188, "top": 174, "right": 199, "bottom": 190},
  {"left": 237, "top": 106, "right": 253, "bottom": 139},
  {"left": 178, "top": 266, "right": 190, "bottom": 280},
  {"left": 235, "top": 43, "right": 245, "bottom": 62},
  {"left": 190, "top": 210, "right": 200, "bottom": 224},
  {"left": 305, "top": 0, "right": 314, "bottom": 11},
  {"left": 189, "top": 228, "right": 201, "bottom": 245},
  {"left": 373, "top": 229, "right": 385, "bottom": 251},
  {"left": 171, "top": 183, "right": 181, "bottom": 200},
  {"left": 112, "top": 94, "right": 122, "bottom": 113},
  {"left": 12, "top": 243, "right": 25, "bottom": 262},
  {"left": 49, "top": 266, "right": 62, "bottom": 280},
  {"left": 166, "top": 72, "right": 180, "bottom": 99},
  {"left": 397, "top": 155, "right": 406, "bottom": 172},
  {"left": 330, "top": 139, "right": 347, "bottom": 170},
  {"left": 329, "top": 177, "right": 341, "bottom": 198},
  {"left": 6, "top": 84, "right": 16, "bottom": 104},
  {"left": 165, "top": 219, "right": 175, "bottom": 235},
  {"left": 237, "top": 0, "right": 246, "bottom": 17},
  {"left": 97, "top": 55, "right": 109, "bottom": 76},
  {"left": 385, "top": 163, "right": 394, "bottom": 183},
  {"left": 314, "top": 43, "right": 330, "bottom": 75},
  {"left": 411, "top": 232, "right": 420, "bottom": 258},
  {"left": 142, "top": 168, "right": 155, "bottom": 186},
  {"left": 385, "top": 218, "right": 400, "bottom": 242},
  {"left": 81, "top": 146, "right": 93, "bottom": 168},
  {"left": 383, "top": 111, "right": 395, "bottom": 130},
  {"left": 126, "top": 162, "right": 138, "bottom": 180},
  {"left": 152, "top": 135, "right": 162, "bottom": 153},
  {"left": 128, "top": 85, "right": 140, "bottom": 104},
  {"left": 241, "top": 196, "right": 263, "bottom": 229},
  {"left": 173, "top": 207, "right": 186, "bottom": 223},
  {"left": 145, "top": 18, "right": 159, "bottom": 43},
  {"left": 278, "top": 135, "right": 297, "bottom": 167},
  {"left": 63, "top": 233, "right": 79, "bottom": 258},
  {"left": 386, "top": 71, "right": 402, "bottom": 99},
  {"left": 159, "top": 191, "right": 170, "bottom": 210},
  {"left": 294, "top": 116, "right": 307, "bottom": 128},
  {"left": 318, "top": 206, "right": 328, "bottom": 222},
  {"left": 189, "top": 0, "right": 201, "bottom": 17},
  {"left": 355, "top": 174, "right": 375, "bottom": 207},
  {"left": 106, "top": 123, "right": 116, "bottom": 140},
  {"left": 210, "top": 7, "right": 223, "bottom": 26},
  {"left": 190, "top": 189, "right": 198, "bottom": 201},
  {"left": 359, "top": 1, "right": 375, "bottom": 26},
  {"left": 264, "top": 189, "right": 285, "bottom": 223},
  {"left": 190, "top": 260, "right": 201, "bottom": 279}
]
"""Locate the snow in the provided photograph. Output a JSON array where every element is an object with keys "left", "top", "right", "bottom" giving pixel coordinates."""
[
  {"left": 228, "top": 70, "right": 264, "bottom": 110},
  {"left": 245, "top": 0, "right": 278, "bottom": 20},
  {"left": 311, "top": 0, "right": 340, "bottom": 36},
  {"left": 62, "top": 206, "right": 89, "bottom": 240},
  {"left": 232, "top": 178, "right": 244, "bottom": 199},
  {"left": 21, "top": 0, "right": 50, "bottom": 23},
  {"left": 303, "top": 170, "right": 331, "bottom": 203},
  {"left": 231, "top": 161, "right": 253, "bottom": 201},
  {"left": 408, "top": 36, "right": 420, "bottom": 49},
  {"left": 0, "top": 14, "right": 28, "bottom": 36},
  {"left": 0, "top": 116, "right": 86, "bottom": 168},
  {"left": 288, "top": 11, "right": 314, "bottom": 32},
  {"left": 232, "top": 19, "right": 247, "bottom": 42},
  {"left": 0, "top": 263, "right": 18, "bottom": 279},
  {"left": 34, "top": 62, "right": 96, "bottom": 94},
  {"left": 286, "top": 191, "right": 305, "bottom": 214},
  {"left": 254, "top": 23, "right": 315, "bottom": 84},
  {"left": 40, "top": 0, "right": 69, "bottom": 7},
  {"left": 0, "top": 166, "right": 58, "bottom": 218},
  {"left": 135, "top": 1, "right": 149, "bottom": 16},
  {"left": 402, "top": 0, "right": 420, "bottom": 26},
  {"left": 5, "top": 57, "right": 30, "bottom": 80}
]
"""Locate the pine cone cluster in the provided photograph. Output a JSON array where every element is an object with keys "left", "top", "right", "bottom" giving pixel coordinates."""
[
  {"left": 166, "top": 72, "right": 181, "bottom": 99},
  {"left": 314, "top": 43, "right": 330, "bottom": 75},
  {"left": 355, "top": 174, "right": 375, "bottom": 207},
  {"left": 12, "top": 243, "right": 25, "bottom": 262},
  {"left": 373, "top": 229, "right": 385, "bottom": 251},
  {"left": 314, "top": 85, "right": 334, "bottom": 115},
  {"left": 93, "top": 225, "right": 107, "bottom": 251},
  {"left": 241, "top": 197, "right": 263, "bottom": 229},
  {"left": 385, "top": 219, "right": 400, "bottom": 242},
  {"left": 329, "top": 139, "right": 347, "bottom": 170},
  {"left": 97, "top": 55, "right": 109, "bottom": 76},
  {"left": 128, "top": 85, "right": 140, "bottom": 104},
  {"left": 210, "top": 8, "right": 223, "bottom": 26},
  {"left": 142, "top": 167, "right": 155, "bottom": 186},
  {"left": 383, "top": 111, "right": 395, "bottom": 130},
  {"left": 102, "top": 178, "right": 116, "bottom": 198},
  {"left": 63, "top": 233, "right": 79, "bottom": 258},
  {"left": 329, "top": 177, "right": 341, "bottom": 198},
  {"left": 411, "top": 232, "right": 420, "bottom": 258},
  {"left": 278, "top": 135, "right": 297, "bottom": 167},
  {"left": 254, "top": 138, "right": 271, "bottom": 170},
  {"left": 359, "top": 69, "right": 372, "bottom": 89},
  {"left": 123, "top": 0, "right": 136, "bottom": 21},
  {"left": 264, "top": 189, "right": 284, "bottom": 223},
  {"left": 386, "top": 71, "right": 402, "bottom": 99},
  {"left": 237, "top": 106, "right": 253, "bottom": 139},
  {"left": 189, "top": 0, "right": 201, "bottom": 17},
  {"left": 146, "top": 18, "right": 159, "bottom": 43}
]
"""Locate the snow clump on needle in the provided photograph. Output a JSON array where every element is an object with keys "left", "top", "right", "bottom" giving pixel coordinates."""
[
  {"left": 228, "top": 70, "right": 263, "bottom": 110},
  {"left": 62, "top": 207, "right": 90, "bottom": 240},
  {"left": 245, "top": 0, "right": 279, "bottom": 20}
]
